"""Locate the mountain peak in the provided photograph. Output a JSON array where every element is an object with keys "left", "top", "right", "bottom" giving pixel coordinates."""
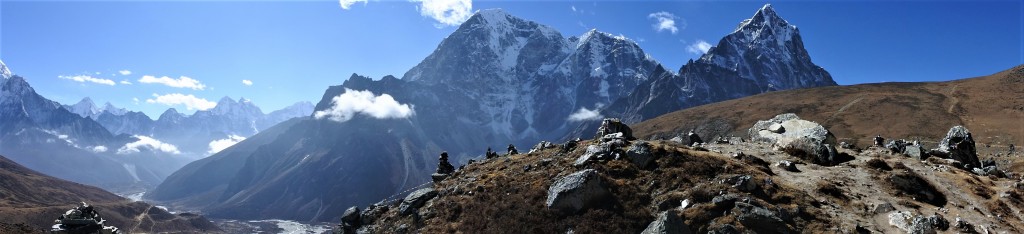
[
  {"left": 77, "top": 97, "right": 96, "bottom": 106},
  {"left": 217, "top": 96, "right": 236, "bottom": 105},
  {"left": 735, "top": 3, "right": 792, "bottom": 34},
  {"left": 0, "top": 59, "right": 11, "bottom": 80}
]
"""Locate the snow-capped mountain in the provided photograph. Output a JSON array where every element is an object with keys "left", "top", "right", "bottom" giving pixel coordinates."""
[
  {"left": 599, "top": 4, "right": 836, "bottom": 125},
  {"left": 0, "top": 64, "right": 188, "bottom": 192},
  {"left": 88, "top": 96, "right": 313, "bottom": 157},
  {"left": 0, "top": 60, "right": 11, "bottom": 81},
  {"left": 63, "top": 98, "right": 130, "bottom": 120},
  {"left": 149, "top": 5, "right": 834, "bottom": 222}
]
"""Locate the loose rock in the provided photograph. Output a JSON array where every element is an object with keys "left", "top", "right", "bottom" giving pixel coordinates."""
[
  {"left": 641, "top": 211, "right": 692, "bottom": 234},
  {"left": 546, "top": 169, "right": 611, "bottom": 214},
  {"left": 399, "top": 188, "right": 438, "bottom": 215},
  {"left": 937, "top": 126, "right": 981, "bottom": 169}
]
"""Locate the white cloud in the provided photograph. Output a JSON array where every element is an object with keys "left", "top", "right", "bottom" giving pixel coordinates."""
[
  {"left": 120, "top": 80, "right": 132, "bottom": 85},
  {"left": 90, "top": 145, "right": 108, "bottom": 153},
  {"left": 571, "top": 5, "right": 576, "bottom": 12},
  {"left": 117, "top": 135, "right": 180, "bottom": 155},
  {"left": 242, "top": 79, "right": 253, "bottom": 86},
  {"left": 568, "top": 107, "right": 603, "bottom": 121},
  {"left": 138, "top": 75, "right": 206, "bottom": 90},
  {"left": 146, "top": 93, "right": 217, "bottom": 111},
  {"left": 58, "top": 75, "right": 116, "bottom": 86},
  {"left": 413, "top": 0, "right": 473, "bottom": 27},
  {"left": 119, "top": 70, "right": 132, "bottom": 75},
  {"left": 338, "top": 0, "right": 368, "bottom": 9},
  {"left": 686, "top": 40, "right": 713, "bottom": 55},
  {"left": 648, "top": 12, "right": 683, "bottom": 34},
  {"left": 208, "top": 135, "right": 246, "bottom": 155},
  {"left": 314, "top": 88, "right": 415, "bottom": 122},
  {"left": 132, "top": 97, "right": 140, "bottom": 105}
]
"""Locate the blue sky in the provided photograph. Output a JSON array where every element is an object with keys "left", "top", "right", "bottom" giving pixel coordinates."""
[{"left": 1, "top": 0, "right": 1020, "bottom": 118}]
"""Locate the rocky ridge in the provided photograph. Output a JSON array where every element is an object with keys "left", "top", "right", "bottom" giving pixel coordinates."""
[{"left": 337, "top": 115, "right": 1024, "bottom": 233}]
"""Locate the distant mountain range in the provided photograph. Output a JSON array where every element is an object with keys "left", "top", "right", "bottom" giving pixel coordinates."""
[
  {"left": 0, "top": 60, "right": 312, "bottom": 194},
  {"left": 147, "top": 4, "right": 836, "bottom": 222},
  {"left": 65, "top": 96, "right": 314, "bottom": 157}
]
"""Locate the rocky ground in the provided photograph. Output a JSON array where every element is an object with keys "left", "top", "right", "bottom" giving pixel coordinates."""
[{"left": 332, "top": 116, "right": 1024, "bottom": 234}]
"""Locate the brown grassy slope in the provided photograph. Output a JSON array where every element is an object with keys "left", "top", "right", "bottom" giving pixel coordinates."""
[
  {"left": 365, "top": 140, "right": 832, "bottom": 233},
  {"left": 632, "top": 65, "right": 1024, "bottom": 148},
  {"left": 0, "top": 155, "right": 220, "bottom": 233}
]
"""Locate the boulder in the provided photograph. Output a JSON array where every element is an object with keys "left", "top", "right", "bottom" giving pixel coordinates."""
[
  {"left": 341, "top": 206, "right": 361, "bottom": 227},
  {"left": 360, "top": 202, "right": 388, "bottom": 226},
  {"left": 641, "top": 211, "right": 692, "bottom": 234},
  {"left": 723, "top": 175, "right": 757, "bottom": 192},
  {"left": 767, "top": 123, "right": 785, "bottom": 133},
  {"left": 574, "top": 145, "right": 611, "bottom": 167},
  {"left": 748, "top": 113, "right": 839, "bottom": 165},
  {"left": 596, "top": 118, "right": 633, "bottom": 140},
  {"left": 529, "top": 141, "right": 557, "bottom": 154},
  {"left": 399, "top": 188, "right": 438, "bottom": 215},
  {"left": 904, "top": 145, "right": 925, "bottom": 160},
  {"left": 891, "top": 211, "right": 949, "bottom": 234},
  {"left": 626, "top": 141, "right": 656, "bottom": 168},
  {"left": 546, "top": 169, "right": 611, "bottom": 214},
  {"left": 734, "top": 202, "right": 791, "bottom": 233},
  {"left": 937, "top": 126, "right": 981, "bottom": 169}
]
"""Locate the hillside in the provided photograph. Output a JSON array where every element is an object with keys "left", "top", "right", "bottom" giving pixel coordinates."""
[
  {"left": 0, "top": 154, "right": 220, "bottom": 233},
  {"left": 632, "top": 65, "right": 1024, "bottom": 150},
  {"left": 344, "top": 115, "right": 1024, "bottom": 233}
]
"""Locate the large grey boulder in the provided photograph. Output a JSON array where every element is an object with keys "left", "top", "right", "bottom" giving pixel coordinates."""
[
  {"left": 642, "top": 211, "right": 692, "bottom": 234},
  {"left": 574, "top": 145, "right": 611, "bottom": 166},
  {"left": 937, "top": 126, "right": 981, "bottom": 169},
  {"left": 546, "top": 169, "right": 610, "bottom": 214},
  {"left": 888, "top": 211, "right": 949, "bottom": 234},
  {"left": 341, "top": 206, "right": 361, "bottom": 227},
  {"left": 748, "top": 113, "right": 840, "bottom": 165},
  {"left": 734, "top": 202, "right": 790, "bottom": 233},
  {"left": 596, "top": 118, "right": 633, "bottom": 140},
  {"left": 626, "top": 141, "right": 656, "bottom": 168},
  {"left": 399, "top": 188, "right": 438, "bottom": 215}
]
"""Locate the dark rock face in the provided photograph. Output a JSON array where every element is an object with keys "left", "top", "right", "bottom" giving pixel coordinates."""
[
  {"left": 937, "top": 126, "right": 980, "bottom": 169},
  {"left": 399, "top": 188, "right": 438, "bottom": 215},
  {"left": 600, "top": 4, "right": 836, "bottom": 124},
  {"left": 642, "top": 211, "right": 692, "bottom": 234},
  {"left": 545, "top": 169, "right": 610, "bottom": 214}
]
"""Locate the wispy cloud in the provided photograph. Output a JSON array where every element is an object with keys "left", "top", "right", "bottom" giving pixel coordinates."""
[
  {"left": 58, "top": 75, "right": 116, "bottom": 86},
  {"left": 686, "top": 40, "right": 712, "bottom": 55},
  {"left": 117, "top": 135, "right": 180, "bottom": 155},
  {"left": 242, "top": 79, "right": 253, "bottom": 86},
  {"left": 138, "top": 75, "right": 206, "bottom": 90},
  {"left": 314, "top": 89, "right": 414, "bottom": 122},
  {"left": 648, "top": 12, "right": 684, "bottom": 34},
  {"left": 90, "top": 145, "right": 108, "bottom": 153},
  {"left": 338, "top": 0, "right": 368, "bottom": 9},
  {"left": 208, "top": 135, "right": 246, "bottom": 155},
  {"left": 120, "top": 80, "right": 132, "bottom": 85},
  {"left": 568, "top": 107, "right": 603, "bottom": 121},
  {"left": 412, "top": 0, "right": 473, "bottom": 27},
  {"left": 146, "top": 93, "right": 217, "bottom": 111},
  {"left": 118, "top": 70, "right": 132, "bottom": 76},
  {"left": 132, "top": 97, "right": 140, "bottom": 105}
]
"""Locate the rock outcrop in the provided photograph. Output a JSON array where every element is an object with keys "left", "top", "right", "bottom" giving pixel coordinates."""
[
  {"left": 749, "top": 113, "right": 841, "bottom": 165},
  {"left": 399, "top": 188, "right": 438, "bottom": 215},
  {"left": 545, "top": 169, "right": 610, "bottom": 214},
  {"left": 937, "top": 126, "right": 981, "bottom": 169}
]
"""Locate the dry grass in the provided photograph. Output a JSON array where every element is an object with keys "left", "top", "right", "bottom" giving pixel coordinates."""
[{"left": 368, "top": 141, "right": 833, "bottom": 233}]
